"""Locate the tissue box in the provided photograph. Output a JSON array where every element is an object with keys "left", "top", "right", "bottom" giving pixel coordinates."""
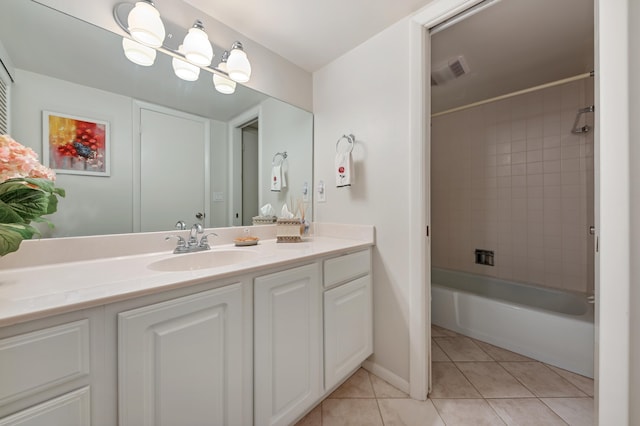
[
  {"left": 276, "top": 218, "right": 303, "bottom": 242},
  {"left": 252, "top": 215, "right": 277, "bottom": 225}
]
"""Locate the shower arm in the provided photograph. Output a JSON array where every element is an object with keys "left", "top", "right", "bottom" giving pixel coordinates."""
[{"left": 571, "top": 105, "right": 595, "bottom": 134}]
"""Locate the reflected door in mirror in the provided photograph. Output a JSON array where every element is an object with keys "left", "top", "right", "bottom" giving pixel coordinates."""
[{"left": 140, "top": 107, "right": 210, "bottom": 231}]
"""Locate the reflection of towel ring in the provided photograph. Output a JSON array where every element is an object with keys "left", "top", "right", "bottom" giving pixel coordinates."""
[
  {"left": 272, "top": 151, "right": 288, "bottom": 165},
  {"left": 336, "top": 134, "right": 355, "bottom": 154}
]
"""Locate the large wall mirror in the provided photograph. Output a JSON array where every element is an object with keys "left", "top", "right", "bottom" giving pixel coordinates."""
[{"left": 0, "top": 0, "right": 313, "bottom": 238}]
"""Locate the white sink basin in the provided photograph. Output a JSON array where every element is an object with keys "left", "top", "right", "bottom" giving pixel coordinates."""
[{"left": 148, "top": 249, "right": 259, "bottom": 272}]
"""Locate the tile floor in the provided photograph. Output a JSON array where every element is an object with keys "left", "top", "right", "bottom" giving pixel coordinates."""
[{"left": 295, "top": 325, "right": 594, "bottom": 425}]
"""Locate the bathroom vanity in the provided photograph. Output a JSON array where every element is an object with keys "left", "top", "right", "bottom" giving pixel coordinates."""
[{"left": 0, "top": 224, "right": 374, "bottom": 426}]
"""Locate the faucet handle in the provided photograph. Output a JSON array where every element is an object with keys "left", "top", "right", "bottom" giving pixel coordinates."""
[
  {"left": 175, "top": 220, "right": 187, "bottom": 230},
  {"left": 198, "top": 232, "right": 218, "bottom": 249},
  {"left": 165, "top": 235, "right": 186, "bottom": 247}
]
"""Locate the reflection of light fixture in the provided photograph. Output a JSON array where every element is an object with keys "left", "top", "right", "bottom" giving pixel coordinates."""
[
  {"left": 114, "top": 2, "right": 252, "bottom": 92},
  {"left": 182, "top": 20, "right": 213, "bottom": 67},
  {"left": 127, "top": 0, "right": 165, "bottom": 47},
  {"left": 213, "top": 51, "right": 236, "bottom": 94},
  {"left": 226, "top": 42, "right": 252, "bottom": 83},
  {"left": 122, "top": 37, "right": 156, "bottom": 66},
  {"left": 172, "top": 44, "right": 200, "bottom": 81}
]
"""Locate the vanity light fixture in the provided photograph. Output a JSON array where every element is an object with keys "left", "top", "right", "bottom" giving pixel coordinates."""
[
  {"left": 172, "top": 44, "right": 200, "bottom": 81},
  {"left": 212, "top": 51, "right": 236, "bottom": 94},
  {"left": 226, "top": 42, "right": 252, "bottom": 83},
  {"left": 126, "top": 0, "right": 165, "bottom": 47},
  {"left": 181, "top": 20, "right": 213, "bottom": 67},
  {"left": 114, "top": 2, "right": 252, "bottom": 92},
  {"left": 122, "top": 37, "right": 156, "bottom": 66}
]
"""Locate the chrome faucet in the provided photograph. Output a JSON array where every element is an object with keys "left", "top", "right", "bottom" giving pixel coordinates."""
[{"left": 166, "top": 224, "right": 218, "bottom": 254}]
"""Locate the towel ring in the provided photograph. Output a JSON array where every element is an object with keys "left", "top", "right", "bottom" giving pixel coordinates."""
[
  {"left": 272, "top": 151, "right": 288, "bottom": 166},
  {"left": 336, "top": 134, "right": 355, "bottom": 154}
]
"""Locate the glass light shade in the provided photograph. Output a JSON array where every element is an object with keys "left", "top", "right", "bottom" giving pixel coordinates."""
[
  {"left": 127, "top": 1, "right": 165, "bottom": 48},
  {"left": 172, "top": 45, "right": 200, "bottom": 81},
  {"left": 122, "top": 37, "right": 156, "bottom": 66},
  {"left": 182, "top": 26, "right": 213, "bottom": 66},
  {"left": 213, "top": 62, "right": 236, "bottom": 94},
  {"left": 227, "top": 47, "right": 251, "bottom": 82}
]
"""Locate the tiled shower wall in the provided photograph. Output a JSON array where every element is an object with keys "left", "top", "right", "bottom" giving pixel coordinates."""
[{"left": 431, "top": 80, "right": 594, "bottom": 294}]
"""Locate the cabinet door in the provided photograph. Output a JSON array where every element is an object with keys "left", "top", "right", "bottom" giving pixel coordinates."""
[
  {"left": 118, "top": 284, "right": 244, "bottom": 426},
  {"left": 324, "top": 275, "right": 373, "bottom": 390},
  {"left": 254, "top": 264, "right": 321, "bottom": 426}
]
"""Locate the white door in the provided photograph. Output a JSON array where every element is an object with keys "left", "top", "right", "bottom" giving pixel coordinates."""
[
  {"left": 254, "top": 264, "right": 322, "bottom": 426},
  {"left": 138, "top": 105, "right": 210, "bottom": 232},
  {"left": 118, "top": 284, "right": 244, "bottom": 426}
]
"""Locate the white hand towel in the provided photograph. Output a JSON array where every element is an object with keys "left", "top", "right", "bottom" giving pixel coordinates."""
[
  {"left": 281, "top": 165, "right": 287, "bottom": 188},
  {"left": 335, "top": 152, "right": 353, "bottom": 187},
  {"left": 271, "top": 165, "right": 282, "bottom": 192}
]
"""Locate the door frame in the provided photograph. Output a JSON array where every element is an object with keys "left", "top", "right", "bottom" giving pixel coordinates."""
[
  {"left": 410, "top": 0, "right": 631, "bottom": 422},
  {"left": 132, "top": 100, "right": 211, "bottom": 232},
  {"left": 228, "top": 106, "right": 262, "bottom": 226}
]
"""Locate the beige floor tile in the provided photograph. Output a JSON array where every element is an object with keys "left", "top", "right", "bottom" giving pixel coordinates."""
[
  {"left": 487, "top": 398, "right": 566, "bottom": 425},
  {"left": 456, "top": 362, "right": 534, "bottom": 398},
  {"left": 378, "top": 398, "right": 445, "bottom": 426},
  {"left": 370, "top": 374, "right": 407, "bottom": 398},
  {"left": 434, "top": 337, "right": 493, "bottom": 361},
  {"left": 541, "top": 397, "right": 594, "bottom": 426},
  {"left": 432, "top": 398, "right": 506, "bottom": 425},
  {"left": 430, "top": 362, "right": 481, "bottom": 398},
  {"left": 322, "top": 399, "right": 383, "bottom": 426},
  {"left": 329, "top": 368, "right": 375, "bottom": 398},
  {"left": 473, "top": 340, "right": 534, "bottom": 362},
  {"left": 546, "top": 365, "right": 594, "bottom": 397},
  {"left": 500, "top": 362, "right": 586, "bottom": 397},
  {"left": 431, "top": 324, "right": 459, "bottom": 337},
  {"left": 294, "top": 404, "right": 322, "bottom": 426},
  {"left": 432, "top": 340, "right": 451, "bottom": 362}
]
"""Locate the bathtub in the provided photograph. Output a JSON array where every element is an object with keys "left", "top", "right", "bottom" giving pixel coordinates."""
[{"left": 431, "top": 268, "right": 594, "bottom": 378}]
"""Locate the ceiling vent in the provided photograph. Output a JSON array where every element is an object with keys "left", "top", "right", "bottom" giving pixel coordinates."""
[{"left": 431, "top": 55, "right": 470, "bottom": 86}]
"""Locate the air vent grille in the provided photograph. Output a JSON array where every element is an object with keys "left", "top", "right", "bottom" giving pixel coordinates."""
[{"left": 431, "top": 55, "right": 470, "bottom": 86}]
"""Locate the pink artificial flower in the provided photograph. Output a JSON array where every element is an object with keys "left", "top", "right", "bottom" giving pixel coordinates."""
[{"left": 0, "top": 135, "right": 56, "bottom": 183}]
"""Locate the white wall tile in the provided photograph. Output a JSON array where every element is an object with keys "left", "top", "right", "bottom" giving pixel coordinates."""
[{"left": 431, "top": 81, "right": 592, "bottom": 293}]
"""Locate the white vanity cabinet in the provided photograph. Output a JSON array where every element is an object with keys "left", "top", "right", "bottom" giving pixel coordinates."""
[
  {"left": 254, "top": 263, "right": 322, "bottom": 426},
  {"left": 323, "top": 249, "right": 373, "bottom": 391},
  {"left": 117, "top": 283, "right": 245, "bottom": 426}
]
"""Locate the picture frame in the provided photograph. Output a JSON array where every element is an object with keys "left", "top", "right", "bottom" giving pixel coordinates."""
[{"left": 42, "top": 110, "right": 110, "bottom": 176}]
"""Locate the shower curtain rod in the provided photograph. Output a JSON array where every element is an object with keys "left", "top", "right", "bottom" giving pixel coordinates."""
[{"left": 431, "top": 71, "right": 594, "bottom": 118}]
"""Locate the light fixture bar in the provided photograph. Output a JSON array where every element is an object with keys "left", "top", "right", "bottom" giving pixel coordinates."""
[{"left": 113, "top": 2, "right": 246, "bottom": 81}]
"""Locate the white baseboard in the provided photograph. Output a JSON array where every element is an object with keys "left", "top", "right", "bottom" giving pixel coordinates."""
[{"left": 362, "top": 360, "right": 410, "bottom": 394}]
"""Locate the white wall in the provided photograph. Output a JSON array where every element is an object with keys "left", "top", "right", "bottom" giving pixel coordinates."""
[
  {"left": 313, "top": 18, "right": 413, "bottom": 383},
  {"left": 260, "top": 98, "right": 313, "bottom": 219},
  {"left": 11, "top": 69, "right": 135, "bottom": 237},
  {"left": 628, "top": 1, "right": 640, "bottom": 423}
]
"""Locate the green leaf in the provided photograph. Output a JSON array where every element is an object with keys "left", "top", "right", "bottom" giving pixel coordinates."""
[
  {"left": 0, "top": 200, "right": 25, "bottom": 224},
  {"left": 0, "top": 223, "right": 38, "bottom": 256}
]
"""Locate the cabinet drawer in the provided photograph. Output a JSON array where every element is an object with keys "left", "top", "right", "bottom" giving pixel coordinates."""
[
  {"left": 0, "top": 387, "right": 90, "bottom": 426},
  {"left": 0, "top": 320, "right": 90, "bottom": 405},
  {"left": 323, "top": 249, "right": 371, "bottom": 288}
]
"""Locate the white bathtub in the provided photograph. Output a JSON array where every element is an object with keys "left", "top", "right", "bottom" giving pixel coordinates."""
[{"left": 431, "top": 268, "right": 594, "bottom": 378}]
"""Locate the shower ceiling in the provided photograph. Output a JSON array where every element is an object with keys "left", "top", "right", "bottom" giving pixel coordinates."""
[{"left": 431, "top": 0, "right": 594, "bottom": 114}]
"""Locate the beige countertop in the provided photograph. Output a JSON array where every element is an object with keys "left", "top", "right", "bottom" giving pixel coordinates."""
[{"left": 0, "top": 223, "right": 374, "bottom": 327}]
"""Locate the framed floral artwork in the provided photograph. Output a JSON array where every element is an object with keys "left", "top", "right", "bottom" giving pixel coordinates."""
[{"left": 42, "top": 111, "right": 110, "bottom": 176}]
